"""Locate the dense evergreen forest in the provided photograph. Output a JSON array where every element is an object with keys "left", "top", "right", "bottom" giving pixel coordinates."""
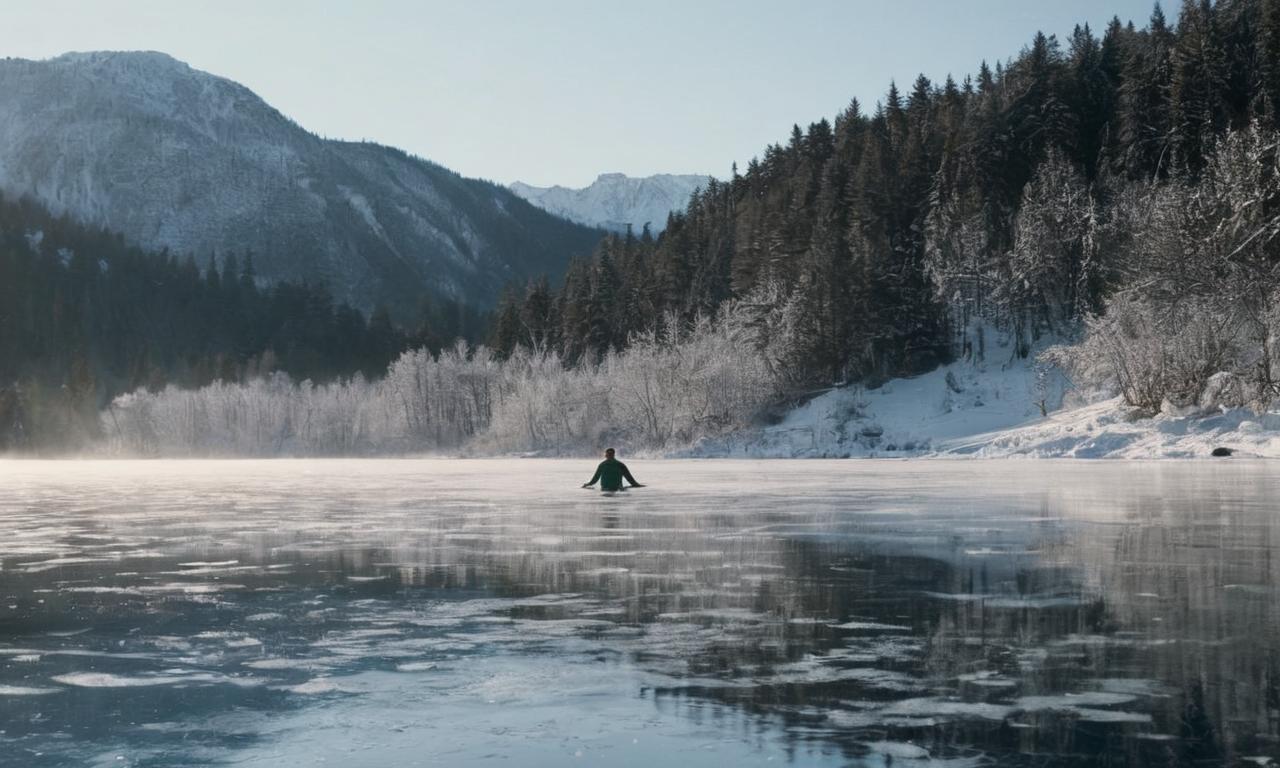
[
  {"left": 492, "top": 0, "right": 1280, "bottom": 402},
  {"left": 0, "top": 196, "right": 486, "bottom": 450}
]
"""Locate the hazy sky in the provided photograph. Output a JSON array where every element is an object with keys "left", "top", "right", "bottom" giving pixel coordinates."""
[{"left": 4, "top": 0, "right": 1162, "bottom": 187}]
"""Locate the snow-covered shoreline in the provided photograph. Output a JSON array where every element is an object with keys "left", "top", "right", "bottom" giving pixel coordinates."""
[
  {"left": 678, "top": 357, "right": 1280, "bottom": 460},
  {"left": 41, "top": 351, "right": 1280, "bottom": 461},
  {"left": 933, "top": 398, "right": 1280, "bottom": 459}
]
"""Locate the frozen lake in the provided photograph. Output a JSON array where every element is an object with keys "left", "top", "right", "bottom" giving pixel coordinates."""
[{"left": 1, "top": 459, "right": 1278, "bottom": 767}]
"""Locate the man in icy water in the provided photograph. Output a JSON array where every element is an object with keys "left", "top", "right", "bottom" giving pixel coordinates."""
[{"left": 582, "top": 448, "right": 644, "bottom": 491}]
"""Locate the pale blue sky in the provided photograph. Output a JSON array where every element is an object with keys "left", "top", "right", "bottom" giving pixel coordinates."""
[{"left": 4, "top": 0, "right": 1163, "bottom": 187}]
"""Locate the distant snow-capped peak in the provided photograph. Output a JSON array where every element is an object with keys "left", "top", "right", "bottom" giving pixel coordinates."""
[{"left": 510, "top": 172, "right": 711, "bottom": 233}]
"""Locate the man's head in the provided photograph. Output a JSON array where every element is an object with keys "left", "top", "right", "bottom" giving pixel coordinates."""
[{"left": 604, "top": 448, "right": 615, "bottom": 459}]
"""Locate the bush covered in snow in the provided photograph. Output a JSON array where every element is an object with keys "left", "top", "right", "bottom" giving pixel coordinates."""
[{"left": 1045, "top": 124, "right": 1280, "bottom": 414}]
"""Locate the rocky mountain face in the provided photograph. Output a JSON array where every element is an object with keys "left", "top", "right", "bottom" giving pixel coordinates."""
[
  {"left": 0, "top": 51, "right": 602, "bottom": 314},
  {"left": 510, "top": 173, "right": 710, "bottom": 234}
]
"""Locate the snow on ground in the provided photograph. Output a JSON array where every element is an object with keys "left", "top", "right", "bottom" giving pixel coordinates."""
[
  {"left": 947, "top": 397, "right": 1280, "bottom": 458},
  {"left": 682, "top": 352, "right": 1054, "bottom": 458},
  {"left": 682, "top": 352, "right": 1280, "bottom": 460}
]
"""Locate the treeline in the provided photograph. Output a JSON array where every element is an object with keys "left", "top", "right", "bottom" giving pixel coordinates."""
[
  {"left": 0, "top": 195, "right": 486, "bottom": 450},
  {"left": 104, "top": 306, "right": 778, "bottom": 456},
  {"left": 492, "top": 0, "right": 1280, "bottom": 398}
]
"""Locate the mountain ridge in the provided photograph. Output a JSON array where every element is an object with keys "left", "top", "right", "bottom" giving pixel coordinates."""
[{"left": 0, "top": 50, "right": 603, "bottom": 314}]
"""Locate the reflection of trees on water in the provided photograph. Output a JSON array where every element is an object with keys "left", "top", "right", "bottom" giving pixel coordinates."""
[
  {"left": 360, "top": 484, "right": 1280, "bottom": 765},
  {"left": 1082, "top": 488, "right": 1280, "bottom": 764}
]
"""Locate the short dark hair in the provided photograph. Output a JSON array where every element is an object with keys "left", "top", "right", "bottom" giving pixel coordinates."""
[{"left": 605, "top": 447, "right": 615, "bottom": 455}]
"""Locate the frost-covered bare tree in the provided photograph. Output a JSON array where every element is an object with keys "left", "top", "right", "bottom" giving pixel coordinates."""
[
  {"left": 105, "top": 373, "right": 387, "bottom": 456},
  {"left": 1051, "top": 123, "right": 1280, "bottom": 411},
  {"left": 1048, "top": 293, "right": 1241, "bottom": 412},
  {"left": 483, "top": 304, "right": 778, "bottom": 454},
  {"left": 382, "top": 341, "right": 502, "bottom": 448},
  {"left": 1198, "top": 123, "right": 1280, "bottom": 397}
]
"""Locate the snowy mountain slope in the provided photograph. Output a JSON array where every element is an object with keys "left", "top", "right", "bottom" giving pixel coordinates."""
[
  {"left": 510, "top": 173, "right": 710, "bottom": 233},
  {"left": 0, "top": 51, "right": 602, "bottom": 313}
]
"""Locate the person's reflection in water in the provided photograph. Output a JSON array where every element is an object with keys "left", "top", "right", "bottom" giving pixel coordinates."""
[
  {"left": 600, "top": 513, "right": 620, "bottom": 530},
  {"left": 1179, "top": 683, "right": 1221, "bottom": 763}
]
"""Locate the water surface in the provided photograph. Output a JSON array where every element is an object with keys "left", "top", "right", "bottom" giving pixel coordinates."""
[{"left": 1, "top": 459, "right": 1278, "bottom": 766}]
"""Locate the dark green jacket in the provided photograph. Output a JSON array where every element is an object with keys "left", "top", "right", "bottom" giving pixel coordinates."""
[{"left": 586, "top": 458, "right": 639, "bottom": 491}]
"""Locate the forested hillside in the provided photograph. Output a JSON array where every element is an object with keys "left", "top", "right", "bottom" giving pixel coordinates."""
[
  {"left": 493, "top": 0, "right": 1280, "bottom": 407},
  {"left": 0, "top": 52, "right": 604, "bottom": 317},
  {"left": 0, "top": 195, "right": 486, "bottom": 450}
]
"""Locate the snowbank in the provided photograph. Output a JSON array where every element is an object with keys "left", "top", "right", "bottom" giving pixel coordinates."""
[
  {"left": 680, "top": 355, "right": 1057, "bottom": 458},
  {"left": 680, "top": 355, "right": 1280, "bottom": 460},
  {"left": 944, "top": 398, "right": 1280, "bottom": 459}
]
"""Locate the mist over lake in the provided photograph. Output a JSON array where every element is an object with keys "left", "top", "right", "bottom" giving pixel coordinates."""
[{"left": 2, "top": 459, "right": 1277, "bottom": 766}]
